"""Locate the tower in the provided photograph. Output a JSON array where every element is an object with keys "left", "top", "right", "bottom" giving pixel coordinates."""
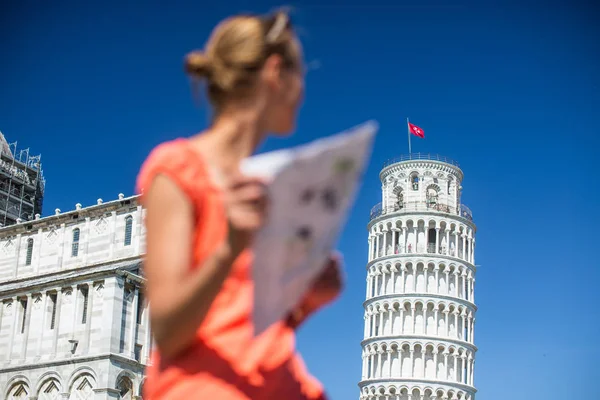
[
  {"left": 359, "top": 154, "right": 477, "bottom": 400},
  {"left": 0, "top": 132, "right": 45, "bottom": 227}
]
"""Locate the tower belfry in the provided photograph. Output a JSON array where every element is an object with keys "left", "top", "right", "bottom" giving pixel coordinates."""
[{"left": 360, "top": 154, "right": 477, "bottom": 400}]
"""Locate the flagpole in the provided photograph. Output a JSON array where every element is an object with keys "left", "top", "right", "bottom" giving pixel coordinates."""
[{"left": 407, "top": 117, "right": 412, "bottom": 154}]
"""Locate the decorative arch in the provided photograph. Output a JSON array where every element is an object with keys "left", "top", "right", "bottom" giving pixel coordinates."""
[
  {"left": 67, "top": 369, "right": 97, "bottom": 400},
  {"left": 38, "top": 379, "right": 61, "bottom": 400},
  {"left": 116, "top": 372, "right": 134, "bottom": 400},
  {"left": 426, "top": 184, "right": 441, "bottom": 207},
  {"left": 37, "top": 372, "right": 64, "bottom": 400},
  {"left": 7, "top": 383, "right": 29, "bottom": 400},
  {"left": 4, "top": 375, "right": 31, "bottom": 397}
]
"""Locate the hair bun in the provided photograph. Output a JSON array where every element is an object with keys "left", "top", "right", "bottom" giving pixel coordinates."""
[{"left": 185, "top": 50, "right": 212, "bottom": 79}]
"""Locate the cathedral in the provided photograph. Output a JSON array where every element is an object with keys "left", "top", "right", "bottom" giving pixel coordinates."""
[{"left": 0, "top": 133, "right": 149, "bottom": 399}]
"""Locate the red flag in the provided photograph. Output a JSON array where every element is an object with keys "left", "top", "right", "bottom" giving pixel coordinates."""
[{"left": 408, "top": 122, "right": 424, "bottom": 138}]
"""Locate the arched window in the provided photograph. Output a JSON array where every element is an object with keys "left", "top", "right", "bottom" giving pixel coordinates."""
[
  {"left": 116, "top": 376, "right": 133, "bottom": 400},
  {"left": 38, "top": 378, "right": 61, "bottom": 400},
  {"left": 410, "top": 173, "right": 419, "bottom": 191},
  {"left": 7, "top": 381, "right": 29, "bottom": 400},
  {"left": 72, "top": 228, "right": 80, "bottom": 257},
  {"left": 124, "top": 216, "right": 133, "bottom": 246},
  {"left": 70, "top": 374, "right": 95, "bottom": 400},
  {"left": 427, "top": 186, "right": 439, "bottom": 207},
  {"left": 25, "top": 238, "right": 34, "bottom": 266}
]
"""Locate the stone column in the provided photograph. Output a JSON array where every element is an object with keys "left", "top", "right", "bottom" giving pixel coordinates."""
[
  {"left": 362, "top": 352, "right": 367, "bottom": 379},
  {"left": 129, "top": 287, "right": 140, "bottom": 358},
  {"left": 108, "top": 210, "right": 117, "bottom": 259},
  {"left": 433, "top": 350, "right": 439, "bottom": 380},
  {"left": 20, "top": 294, "right": 33, "bottom": 360},
  {"left": 454, "top": 271, "right": 459, "bottom": 298},
  {"left": 383, "top": 229, "right": 388, "bottom": 256},
  {"left": 400, "top": 267, "right": 406, "bottom": 293},
  {"left": 444, "top": 311, "right": 449, "bottom": 337},
  {"left": 51, "top": 290, "right": 63, "bottom": 356},
  {"left": 435, "top": 227, "right": 440, "bottom": 254},
  {"left": 445, "top": 269, "right": 450, "bottom": 294},
  {"left": 82, "top": 217, "right": 91, "bottom": 266},
  {"left": 12, "top": 234, "right": 22, "bottom": 279},
  {"left": 102, "top": 276, "right": 125, "bottom": 353},
  {"left": 443, "top": 353, "right": 449, "bottom": 380},
  {"left": 35, "top": 228, "right": 43, "bottom": 274},
  {"left": 36, "top": 292, "right": 48, "bottom": 358},
  {"left": 57, "top": 223, "right": 66, "bottom": 269},
  {"left": 7, "top": 298, "right": 18, "bottom": 361},
  {"left": 453, "top": 354, "right": 458, "bottom": 381},
  {"left": 83, "top": 283, "right": 96, "bottom": 354},
  {"left": 134, "top": 205, "right": 143, "bottom": 255}
]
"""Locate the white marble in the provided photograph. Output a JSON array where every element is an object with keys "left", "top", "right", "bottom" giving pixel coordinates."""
[
  {"left": 0, "top": 195, "right": 149, "bottom": 400},
  {"left": 360, "top": 157, "right": 477, "bottom": 400}
]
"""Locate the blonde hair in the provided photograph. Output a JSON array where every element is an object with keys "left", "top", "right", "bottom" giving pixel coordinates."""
[{"left": 185, "top": 11, "right": 301, "bottom": 108}]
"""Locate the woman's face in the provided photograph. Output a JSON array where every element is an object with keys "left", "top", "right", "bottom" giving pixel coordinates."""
[{"left": 266, "top": 37, "right": 305, "bottom": 136}]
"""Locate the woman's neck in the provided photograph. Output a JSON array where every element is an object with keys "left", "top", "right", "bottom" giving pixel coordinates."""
[{"left": 191, "top": 110, "right": 267, "bottom": 176}]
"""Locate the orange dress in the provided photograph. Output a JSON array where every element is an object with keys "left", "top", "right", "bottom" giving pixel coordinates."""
[{"left": 136, "top": 139, "right": 327, "bottom": 400}]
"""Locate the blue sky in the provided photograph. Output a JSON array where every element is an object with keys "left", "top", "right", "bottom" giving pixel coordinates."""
[{"left": 2, "top": 1, "right": 599, "bottom": 399}]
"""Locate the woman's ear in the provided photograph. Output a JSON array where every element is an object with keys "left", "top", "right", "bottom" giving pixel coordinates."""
[{"left": 261, "top": 54, "right": 284, "bottom": 91}]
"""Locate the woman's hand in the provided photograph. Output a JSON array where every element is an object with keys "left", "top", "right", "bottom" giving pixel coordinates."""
[
  {"left": 286, "top": 252, "right": 344, "bottom": 329},
  {"left": 223, "top": 173, "right": 269, "bottom": 257}
]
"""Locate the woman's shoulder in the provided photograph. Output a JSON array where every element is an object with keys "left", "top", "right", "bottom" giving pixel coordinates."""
[{"left": 136, "top": 138, "right": 210, "bottom": 200}]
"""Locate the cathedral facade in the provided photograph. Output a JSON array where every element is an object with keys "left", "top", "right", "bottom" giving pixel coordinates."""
[{"left": 0, "top": 194, "right": 149, "bottom": 400}]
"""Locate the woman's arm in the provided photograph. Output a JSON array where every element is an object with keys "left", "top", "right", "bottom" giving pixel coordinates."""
[{"left": 144, "top": 175, "right": 236, "bottom": 359}]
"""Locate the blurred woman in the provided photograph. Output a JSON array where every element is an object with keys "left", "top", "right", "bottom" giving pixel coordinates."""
[{"left": 137, "top": 11, "right": 342, "bottom": 400}]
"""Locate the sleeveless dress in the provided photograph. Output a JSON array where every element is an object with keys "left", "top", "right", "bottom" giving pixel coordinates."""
[{"left": 136, "top": 139, "right": 327, "bottom": 400}]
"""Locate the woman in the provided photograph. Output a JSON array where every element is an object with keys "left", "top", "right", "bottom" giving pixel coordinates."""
[{"left": 137, "top": 11, "right": 342, "bottom": 400}]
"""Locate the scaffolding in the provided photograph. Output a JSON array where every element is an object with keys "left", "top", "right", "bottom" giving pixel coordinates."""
[{"left": 0, "top": 131, "right": 45, "bottom": 227}]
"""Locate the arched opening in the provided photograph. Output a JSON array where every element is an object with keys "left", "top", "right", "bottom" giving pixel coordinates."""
[
  {"left": 410, "top": 172, "right": 419, "bottom": 191},
  {"left": 7, "top": 381, "right": 29, "bottom": 400},
  {"left": 69, "top": 373, "right": 95, "bottom": 400},
  {"left": 38, "top": 379, "right": 61, "bottom": 400},
  {"left": 394, "top": 187, "right": 404, "bottom": 210},
  {"left": 426, "top": 184, "right": 440, "bottom": 209},
  {"left": 427, "top": 228, "right": 437, "bottom": 254},
  {"left": 116, "top": 376, "right": 133, "bottom": 400}
]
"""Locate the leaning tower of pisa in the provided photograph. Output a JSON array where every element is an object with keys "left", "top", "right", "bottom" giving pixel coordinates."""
[{"left": 359, "top": 154, "right": 477, "bottom": 400}]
